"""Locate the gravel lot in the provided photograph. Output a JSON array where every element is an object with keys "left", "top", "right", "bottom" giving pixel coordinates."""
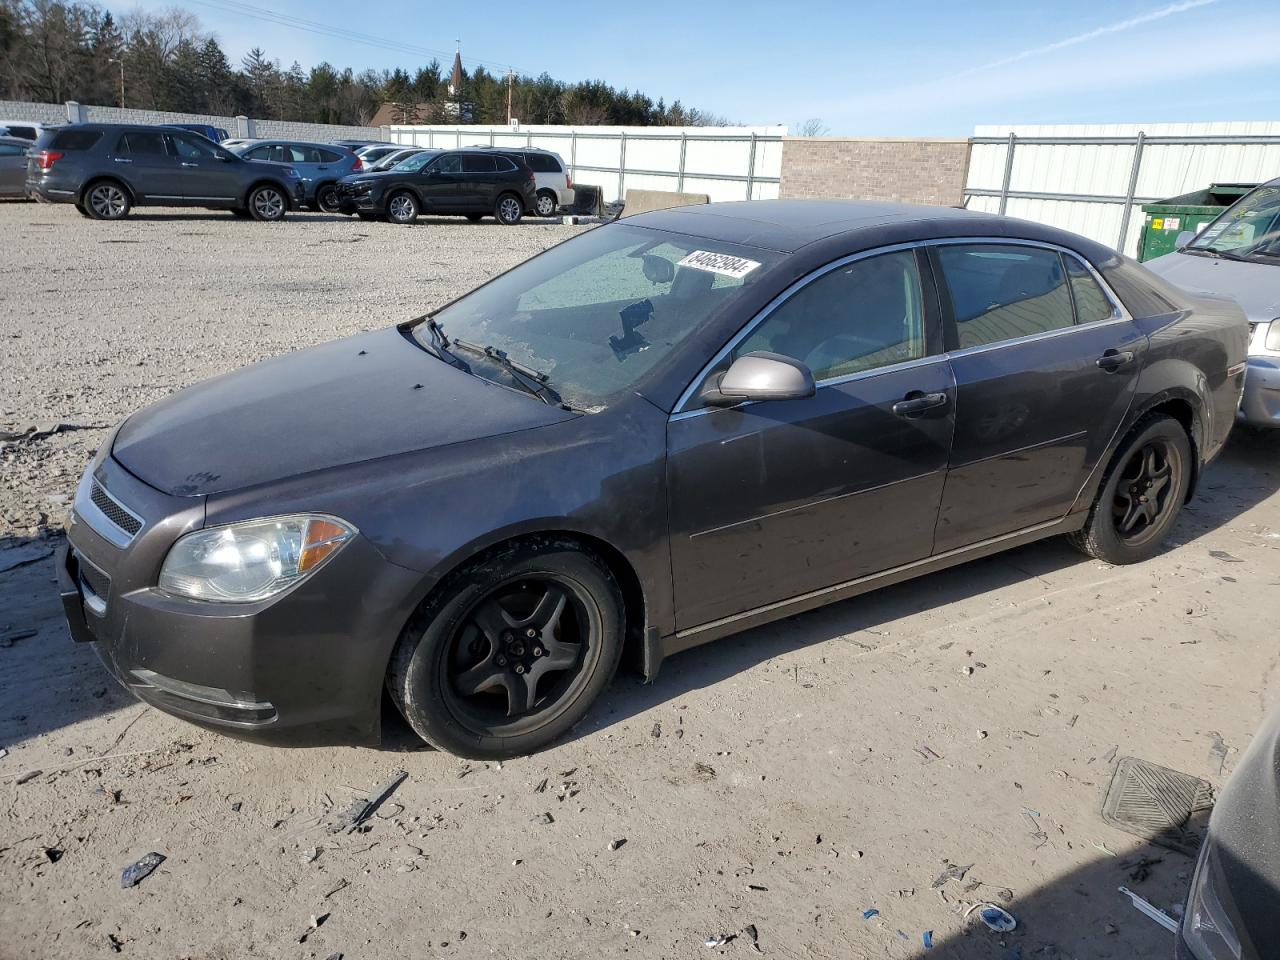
[{"left": 2, "top": 200, "right": 1280, "bottom": 960}]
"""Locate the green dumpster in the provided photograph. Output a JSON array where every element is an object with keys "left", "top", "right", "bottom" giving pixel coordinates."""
[{"left": 1137, "top": 183, "right": 1257, "bottom": 261}]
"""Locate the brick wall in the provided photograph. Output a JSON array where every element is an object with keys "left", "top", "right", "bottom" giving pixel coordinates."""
[
  {"left": 779, "top": 137, "right": 971, "bottom": 206},
  {"left": 0, "top": 99, "right": 388, "bottom": 142}
]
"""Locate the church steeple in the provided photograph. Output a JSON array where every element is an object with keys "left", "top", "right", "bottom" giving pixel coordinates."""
[{"left": 448, "top": 40, "right": 463, "bottom": 98}]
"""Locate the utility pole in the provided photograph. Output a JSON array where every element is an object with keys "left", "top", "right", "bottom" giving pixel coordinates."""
[
  {"left": 108, "top": 57, "right": 125, "bottom": 108},
  {"left": 506, "top": 68, "right": 513, "bottom": 125}
]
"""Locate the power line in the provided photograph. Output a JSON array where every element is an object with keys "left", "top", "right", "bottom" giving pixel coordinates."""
[{"left": 184, "top": 0, "right": 530, "bottom": 75}]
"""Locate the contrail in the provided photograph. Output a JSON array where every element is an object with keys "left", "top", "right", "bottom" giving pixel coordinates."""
[{"left": 957, "top": 0, "right": 1219, "bottom": 76}]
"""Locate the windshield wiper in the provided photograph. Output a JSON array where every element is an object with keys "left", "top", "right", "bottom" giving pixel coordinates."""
[
  {"left": 450, "top": 338, "right": 558, "bottom": 405},
  {"left": 407, "top": 314, "right": 467, "bottom": 369},
  {"left": 1192, "top": 245, "right": 1251, "bottom": 262}
]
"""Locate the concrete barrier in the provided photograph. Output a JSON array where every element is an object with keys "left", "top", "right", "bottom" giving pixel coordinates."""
[{"left": 620, "top": 189, "right": 710, "bottom": 218}]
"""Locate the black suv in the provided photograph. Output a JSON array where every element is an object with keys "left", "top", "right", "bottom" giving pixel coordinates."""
[
  {"left": 335, "top": 148, "right": 538, "bottom": 225},
  {"left": 25, "top": 123, "right": 305, "bottom": 221}
]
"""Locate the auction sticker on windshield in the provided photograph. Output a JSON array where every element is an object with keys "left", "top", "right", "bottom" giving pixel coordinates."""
[{"left": 678, "top": 250, "right": 761, "bottom": 279}]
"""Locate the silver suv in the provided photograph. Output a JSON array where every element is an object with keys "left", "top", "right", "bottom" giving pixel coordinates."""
[{"left": 484, "top": 147, "right": 574, "bottom": 217}]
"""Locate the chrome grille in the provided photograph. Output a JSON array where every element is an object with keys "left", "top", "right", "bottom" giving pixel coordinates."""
[{"left": 90, "top": 480, "right": 142, "bottom": 537}]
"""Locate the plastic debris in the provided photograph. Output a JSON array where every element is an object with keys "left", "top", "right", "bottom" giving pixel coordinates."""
[
  {"left": 862, "top": 908, "right": 880, "bottom": 920},
  {"left": 704, "top": 932, "right": 736, "bottom": 947},
  {"left": 1119, "top": 885, "right": 1178, "bottom": 932},
  {"left": 742, "top": 924, "right": 761, "bottom": 953},
  {"left": 328, "top": 769, "right": 407, "bottom": 834},
  {"left": 932, "top": 862, "right": 973, "bottom": 888},
  {"left": 121, "top": 852, "right": 165, "bottom": 888},
  {"left": 300, "top": 847, "right": 320, "bottom": 864},
  {"left": 297, "top": 912, "right": 330, "bottom": 944},
  {"left": 978, "top": 905, "right": 1017, "bottom": 933},
  {"left": 923, "top": 930, "right": 934, "bottom": 949},
  {"left": 15, "top": 769, "right": 41, "bottom": 785},
  {"left": 532, "top": 812, "right": 555, "bottom": 825},
  {"left": 106, "top": 933, "right": 123, "bottom": 953},
  {"left": 608, "top": 838, "right": 626, "bottom": 851},
  {"left": 1208, "top": 550, "right": 1243, "bottom": 562},
  {"left": 1094, "top": 842, "right": 1118, "bottom": 857},
  {"left": 44, "top": 848, "right": 63, "bottom": 863}
]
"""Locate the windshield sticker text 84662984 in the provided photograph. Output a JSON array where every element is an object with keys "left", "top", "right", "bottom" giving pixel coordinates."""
[{"left": 677, "top": 250, "right": 761, "bottom": 279}]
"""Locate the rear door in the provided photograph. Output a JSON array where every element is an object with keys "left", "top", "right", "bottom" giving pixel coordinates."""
[
  {"left": 929, "top": 241, "right": 1146, "bottom": 551},
  {"left": 460, "top": 154, "right": 498, "bottom": 208},
  {"left": 667, "top": 247, "right": 956, "bottom": 630},
  {"left": 0, "top": 140, "right": 26, "bottom": 195},
  {"left": 110, "top": 129, "right": 182, "bottom": 199}
]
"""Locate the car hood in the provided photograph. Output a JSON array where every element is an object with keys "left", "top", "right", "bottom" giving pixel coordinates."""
[
  {"left": 340, "top": 170, "right": 405, "bottom": 183},
  {"left": 1144, "top": 251, "right": 1280, "bottom": 321},
  {"left": 112, "top": 326, "right": 577, "bottom": 497}
]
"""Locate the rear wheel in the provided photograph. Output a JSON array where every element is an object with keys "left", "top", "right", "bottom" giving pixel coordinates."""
[
  {"left": 494, "top": 192, "right": 523, "bottom": 225},
  {"left": 534, "top": 190, "right": 558, "bottom": 217},
  {"left": 387, "top": 190, "right": 418, "bottom": 224},
  {"left": 83, "top": 180, "right": 131, "bottom": 220},
  {"left": 314, "top": 183, "right": 340, "bottom": 213},
  {"left": 247, "top": 185, "right": 286, "bottom": 221},
  {"left": 387, "top": 540, "right": 624, "bottom": 759},
  {"left": 1069, "top": 414, "right": 1192, "bottom": 564}
]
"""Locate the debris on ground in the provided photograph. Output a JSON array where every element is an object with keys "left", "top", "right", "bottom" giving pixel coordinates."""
[
  {"left": 862, "top": 908, "right": 879, "bottom": 920},
  {"left": 923, "top": 930, "right": 934, "bottom": 949},
  {"left": 694, "top": 762, "right": 717, "bottom": 779},
  {"left": 297, "top": 912, "right": 330, "bottom": 944},
  {"left": 120, "top": 852, "right": 165, "bottom": 888},
  {"left": 1119, "top": 885, "right": 1178, "bottom": 932},
  {"left": 1208, "top": 550, "right": 1243, "bottom": 562},
  {"left": 532, "top": 812, "right": 555, "bottom": 825},
  {"left": 534, "top": 777, "right": 549, "bottom": 793},
  {"left": 1123, "top": 854, "right": 1164, "bottom": 883},
  {"left": 742, "top": 923, "right": 761, "bottom": 953},
  {"left": 300, "top": 847, "right": 320, "bottom": 864},
  {"left": 932, "top": 862, "right": 973, "bottom": 888},
  {"left": 44, "top": 848, "right": 63, "bottom": 863},
  {"left": 0, "top": 627, "right": 38, "bottom": 646},
  {"left": 965, "top": 903, "right": 1017, "bottom": 933},
  {"left": 607, "top": 838, "right": 626, "bottom": 851},
  {"left": 704, "top": 932, "right": 736, "bottom": 948},
  {"left": 106, "top": 933, "right": 123, "bottom": 952},
  {"left": 327, "top": 769, "right": 408, "bottom": 834},
  {"left": 0, "top": 422, "right": 101, "bottom": 444},
  {"left": 15, "top": 769, "right": 42, "bottom": 785}
]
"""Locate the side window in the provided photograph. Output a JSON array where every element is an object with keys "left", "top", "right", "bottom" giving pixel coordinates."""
[
  {"left": 527, "top": 153, "right": 560, "bottom": 173},
  {"left": 168, "top": 134, "right": 217, "bottom": 159},
  {"left": 494, "top": 156, "right": 519, "bottom": 172},
  {"left": 287, "top": 146, "right": 314, "bottom": 163},
  {"left": 0, "top": 143, "right": 24, "bottom": 156},
  {"left": 119, "top": 131, "right": 167, "bottom": 155},
  {"left": 267, "top": 145, "right": 288, "bottom": 163},
  {"left": 317, "top": 148, "right": 342, "bottom": 163},
  {"left": 936, "top": 244, "right": 1074, "bottom": 350},
  {"left": 733, "top": 250, "right": 925, "bottom": 381},
  {"left": 244, "top": 145, "right": 272, "bottom": 161},
  {"left": 431, "top": 155, "right": 462, "bottom": 174},
  {"left": 50, "top": 130, "right": 102, "bottom": 151},
  {"left": 1065, "top": 256, "right": 1117, "bottom": 324},
  {"left": 461, "top": 155, "right": 496, "bottom": 173}
]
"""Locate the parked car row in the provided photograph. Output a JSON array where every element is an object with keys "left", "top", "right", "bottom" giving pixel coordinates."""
[{"left": 14, "top": 121, "right": 577, "bottom": 224}]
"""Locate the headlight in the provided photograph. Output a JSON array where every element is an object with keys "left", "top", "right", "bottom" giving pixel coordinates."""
[
  {"left": 159, "top": 514, "right": 355, "bottom": 603},
  {"left": 1182, "top": 846, "right": 1243, "bottom": 960},
  {"left": 1265, "top": 319, "right": 1280, "bottom": 351}
]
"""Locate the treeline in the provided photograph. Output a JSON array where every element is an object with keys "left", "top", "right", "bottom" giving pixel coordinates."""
[{"left": 0, "top": 1, "right": 728, "bottom": 127}]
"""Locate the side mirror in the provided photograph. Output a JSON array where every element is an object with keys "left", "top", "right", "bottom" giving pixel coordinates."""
[
  {"left": 215, "top": 150, "right": 233, "bottom": 162},
  {"left": 1174, "top": 230, "right": 1194, "bottom": 250},
  {"left": 701, "top": 352, "right": 816, "bottom": 407}
]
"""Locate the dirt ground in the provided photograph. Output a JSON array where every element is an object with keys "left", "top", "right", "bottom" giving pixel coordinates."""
[{"left": 2, "top": 200, "right": 1279, "bottom": 960}]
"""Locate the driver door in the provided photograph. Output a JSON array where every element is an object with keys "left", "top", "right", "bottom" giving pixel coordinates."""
[
  {"left": 666, "top": 248, "right": 956, "bottom": 631},
  {"left": 165, "top": 132, "right": 238, "bottom": 204}
]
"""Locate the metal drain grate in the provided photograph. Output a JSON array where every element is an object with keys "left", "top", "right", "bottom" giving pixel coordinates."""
[{"left": 1101, "top": 757, "right": 1214, "bottom": 856}]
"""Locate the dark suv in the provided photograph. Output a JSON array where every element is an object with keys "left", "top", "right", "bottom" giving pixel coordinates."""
[
  {"left": 336, "top": 148, "right": 538, "bottom": 225},
  {"left": 26, "top": 123, "right": 305, "bottom": 221}
]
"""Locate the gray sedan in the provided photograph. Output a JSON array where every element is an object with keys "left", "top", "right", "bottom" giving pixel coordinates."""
[
  {"left": 1145, "top": 178, "right": 1280, "bottom": 427},
  {"left": 0, "top": 135, "right": 30, "bottom": 197}
]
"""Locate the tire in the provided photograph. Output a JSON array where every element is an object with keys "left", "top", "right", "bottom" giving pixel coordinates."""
[
  {"left": 83, "top": 180, "right": 131, "bottom": 220},
  {"left": 1069, "top": 414, "right": 1192, "bottom": 564},
  {"left": 314, "top": 183, "right": 340, "bottom": 213},
  {"left": 534, "top": 190, "right": 558, "bottom": 218},
  {"left": 387, "top": 540, "right": 625, "bottom": 759},
  {"left": 386, "top": 190, "right": 418, "bottom": 224},
  {"left": 494, "top": 192, "right": 523, "bottom": 225},
  {"left": 465, "top": 213, "right": 484, "bottom": 222},
  {"left": 247, "top": 184, "right": 286, "bottom": 221},
  {"left": 75, "top": 202, "right": 92, "bottom": 219}
]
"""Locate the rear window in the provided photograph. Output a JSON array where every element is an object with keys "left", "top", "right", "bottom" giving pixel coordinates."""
[
  {"left": 51, "top": 130, "right": 102, "bottom": 151},
  {"left": 936, "top": 244, "right": 1075, "bottom": 350},
  {"left": 4, "top": 125, "right": 37, "bottom": 140},
  {"left": 494, "top": 156, "right": 519, "bottom": 172},
  {"left": 526, "top": 153, "right": 562, "bottom": 173}
]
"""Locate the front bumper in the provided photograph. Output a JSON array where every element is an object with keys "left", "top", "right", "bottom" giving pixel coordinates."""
[
  {"left": 1239, "top": 356, "right": 1280, "bottom": 427},
  {"left": 59, "top": 456, "right": 423, "bottom": 746}
]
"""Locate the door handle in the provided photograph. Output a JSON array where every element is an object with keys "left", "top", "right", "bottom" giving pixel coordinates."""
[
  {"left": 1096, "top": 350, "right": 1135, "bottom": 372},
  {"left": 113, "top": 158, "right": 131, "bottom": 163},
  {"left": 892, "top": 391, "right": 949, "bottom": 417},
  {"left": 180, "top": 161, "right": 198, "bottom": 168}
]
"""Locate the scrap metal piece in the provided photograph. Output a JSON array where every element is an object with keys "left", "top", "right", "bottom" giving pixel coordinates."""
[{"left": 328, "top": 769, "right": 408, "bottom": 834}]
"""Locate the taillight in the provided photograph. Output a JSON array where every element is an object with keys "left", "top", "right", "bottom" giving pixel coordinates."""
[
  {"left": 35, "top": 150, "right": 63, "bottom": 170},
  {"left": 351, "top": 157, "right": 363, "bottom": 172},
  {"left": 527, "top": 169, "right": 535, "bottom": 181},
  {"left": 566, "top": 174, "right": 573, "bottom": 189}
]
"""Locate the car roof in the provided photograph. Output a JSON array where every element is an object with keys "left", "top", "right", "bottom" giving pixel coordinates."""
[
  {"left": 233, "top": 138, "right": 354, "bottom": 150},
  {"left": 628, "top": 199, "right": 1118, "bottom": 258},
  {"left": 0, "top": 134, "right": 30, "bottom": 145}
]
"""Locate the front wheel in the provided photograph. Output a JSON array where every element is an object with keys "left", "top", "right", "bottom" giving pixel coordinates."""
[
  {"left": 386, "top": 191, "right": 418, "bottom": 224},
  {"left": 247, "top": 185, "right": 286, "bottom": 221},
  {"left": 314, "top": 183, "right": 341, "bottom": 213},
  {"left": 494, "top": 193, "right": 523, "bottom": 225},
  {"left": 1069, "top": 414, "right": 1192, "bottom": 564},
  {"left": 534, "top": 190, "right": 558, "bottom": 217},
  {"left": 387, "top": 540, "right": 624, "bottom": 759}
]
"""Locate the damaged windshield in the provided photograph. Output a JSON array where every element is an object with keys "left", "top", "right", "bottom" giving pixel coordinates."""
[{"left": 415, "top": 224, "right": 781, "bottom": 409}]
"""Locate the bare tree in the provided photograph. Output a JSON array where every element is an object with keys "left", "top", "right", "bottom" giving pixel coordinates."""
[{"left": 796, "top": 118, "right": 830, "bottom": 137}]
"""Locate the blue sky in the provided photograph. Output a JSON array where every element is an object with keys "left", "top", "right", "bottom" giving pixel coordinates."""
[{"left": 121, "top": 0, "right": 1280, "bottom": 134}]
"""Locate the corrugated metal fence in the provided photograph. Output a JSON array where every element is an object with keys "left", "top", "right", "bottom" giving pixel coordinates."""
[
  {"left": 964, "top": 122, "right": 1280, "bottom": 257},
  {"left": 388, "top": 124, "right": 786, "bottom": 203}
]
